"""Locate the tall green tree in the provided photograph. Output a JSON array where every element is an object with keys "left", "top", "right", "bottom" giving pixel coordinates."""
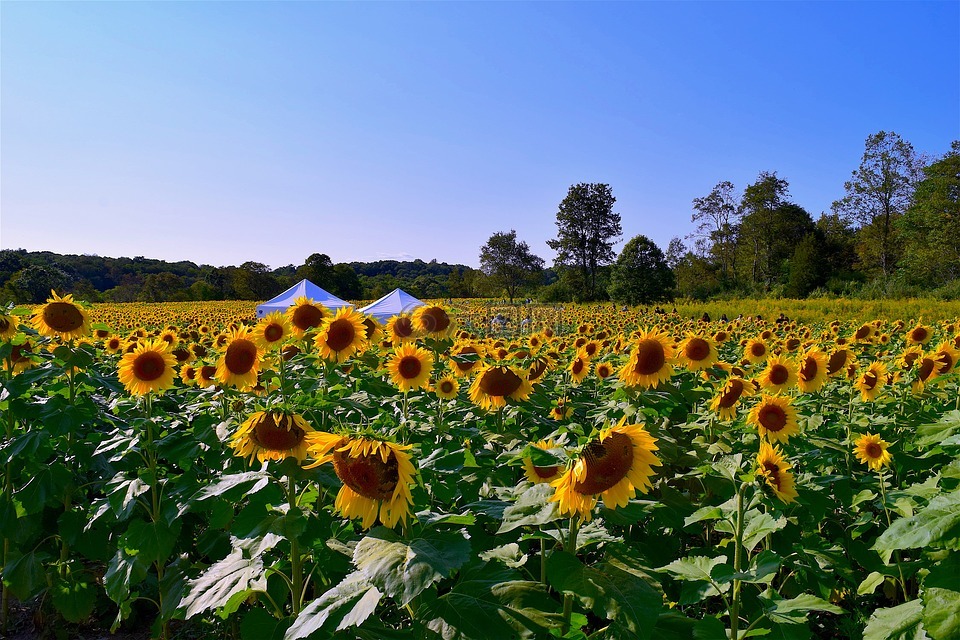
[
  {"left": 608, "top": 235, "right": 675, "bottom": 304},
  {"left": 690, "top": 180, "right": 740, "bottom": 281},
  {"left": 479, "top": 230, "right": 544, "bottom": 302},
  {"left": 547, "top": 183, "right": 622, "bottom": 300},
  {"left": 898, "top": 141, "right": 960, "bottom": 286},
  {"left": 832, "top": 131, "right": 922, "bottom": 278}
]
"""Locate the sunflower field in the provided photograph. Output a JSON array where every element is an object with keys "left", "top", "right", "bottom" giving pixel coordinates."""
[{"left": 1, "top": 293, "right": 959, "bottom": 640}]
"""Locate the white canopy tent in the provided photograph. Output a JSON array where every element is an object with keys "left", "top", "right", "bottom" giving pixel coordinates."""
[
  {"left": 255, "top": 280, "right": 352, "bottom": 318},
  {"left": 359, "top": 288, "right": 425, "bottom": 322}
]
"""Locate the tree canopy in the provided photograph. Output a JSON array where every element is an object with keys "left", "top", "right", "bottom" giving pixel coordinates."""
[
  {"left": 479, "top": 230, "right": 544, "bottom": 302},
  {"left": 608, "top": 235, "right": 675, "bottom": 305}
]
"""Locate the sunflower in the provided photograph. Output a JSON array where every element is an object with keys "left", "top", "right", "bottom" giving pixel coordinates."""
[
  {"left": 826, "top": 348, "right": 854, "bottom": 377},
  {"left": 595, "top": 361, "right": 614, "bottom": 380},
  {"left": 31, "top": 291, "right": 91, "bottom": 340},
  {"left": 906, "top": 324, "right": 933, "bottom": 346},
  {"left": 747, "top": 395, "right": 799, "bottom": 443},
  {"left": 229, "top": 411, "right": 315, "bottom": 465},
  {"left": 413, "top": 305, "right": 454, "bottom": 339},
  {"left": 550, "top": 396, "right": 573, "bottom": 421},
  {"left": 757, "top": 355, "right": 797, "bottom": 393},
  {"left": 933, "top": 342, "right": 960, "bottom": 375},
  {"left": 912, "top": 353, "right": 944, "bottom": 394},
  {"left": 756, "top": 442, "right": 798, "bottom": 503},
  {"left": 448, "top": 343, "right": 483, "bottom": 377},
  {"left": 252, "top": 312, "right": 291, "bottom": 350},
  {"left": 104, "top": 336, "right": 124, "bottom": 354},
  {"left": 315, "top": 307, "right": 369, "bottom": 363},
  {"left": 853, "top": 324, "right": 874, "bottom": 342},
  {"left": 6, "top": 340, "right": 36, "bottom": 374},
  {"left": 796, "top": 349, "right": 829, "bottom": 393},
  {"left": 197, "top": 364, "right": 218, "bottom": 389},
  {"left": 179, "top": 364, "right": 198, "bottom": 386},
  {"left": 432, "top": 375, "right": 460, "bottom": 400},
  {"left": 569, "top": 354, "right": 591, "bottom": 385},
  {"left": 853, "top": 433, "right": 892, "bottom": 471},
  {"left": 385, "top": 315, "right": 418, "bottom": 345},
  {"left": 117, "top": 339, "right": 178, "bottom": 396},
  {"left": 522, "top": 440, "right": 563, "bottom": 484},
  {"left": 362, "top": 317, "right": 383, "bottom": 342},
  {"left": 856, "top": 362, "right": 888, "bottom": 402},
  {"left": 744, "top": 338, "right": 769, "bottom": 364},
  {"left": 306, "top": 434, "right": 415, "bottom": 529},
  {"left": 677, "top": 334, "right": 718, "bottom": 371},
  {"left": 286, "top": 297, "right": 329, "bottom": 338},
  {"left": 387, "top": 344, "right": 434, "bottom": 392},
  {"left": 899, "top": 346, "right": 923, "bottom": 371},
  {"left": 550, "top": 419, "right": 660, "bottom": 521},
  {"left": 468, "top": 364, "right": 533, "bottom": 412},
  {"left": 527, "top": 356, "right": 552, "bottom": 383},
  {"left": 710, "top": 377, "right": 752, "bottom": 421},
  {"left": 0, "top": 312, "right": 20, "bottom": 340},
  {"left": 618, "top": 327, "right": 675, "bottom": 389},
  {"left": 215, "top": 326, "right": 263, "bottom": 390}
]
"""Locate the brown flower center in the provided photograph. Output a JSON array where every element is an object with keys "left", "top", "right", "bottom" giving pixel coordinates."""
[
  {"left": 918, "top": 358, "right": 937, "bottom": 381},
  {"left": 224, "top": 339, "right": 257, "bottom": 375},
  {"left": 133, "top": 351, "right": 166, "bottom": 382},
  {"left": 479, "top": 367, "right": 523, "bottom": 398},
  {"left": 718, "top": 379, "right": 745, "bottom": 408},
  {"left": 439, "top": 380, "right": 455, "bottom": 394},
  {"left": 172, "top": 347, "right": 191, "bottom": 363},
  {"left": 937, "top": 351, "right": 954, "bottom": 372},
  {"left": 398, "top": 356, "right": 422, "bottom": 380},
  {"left": 572, "top": 358, "right": 585, "bottom": 375},
  {"left": 799, "top": 356, "right": 818, "bottom": 381},
  {"left": 575, "top": 432, "right": 633, "bottom": 495},
  {"left": 291, "top": 304, "right": 325, "bottom": 332},
  {"left": 684, "top": 338, "right": 710, "bottom": 361},
  {"left": 827, "top": 351, "right": 848, "bottom": 375},
  {"left": 264, "top": 323, "right": 284, "bottom": 343},
  {"left": 785, "top": 338, "right": 800, "bottom": 351},
  {"left": 419, "top": 307, "right": 450, "bottom": 333},
  {"left": 252, "top": 414, "right": 305, "bottom": 452},
  {"left": 333, "top": 446, "right": 399, "bottom": 500},
  {"left": 596, "top": 364, "right": 612, "bottom": 378},
  {"left": 632, "top": 339, "right": 666, "bottom": 375},
  {"left": 325, "top": 318, "right": 356, "bottom": 352},
  {"left": 393, "top": 316, "right": 415, "bottom": 338},
  {"left": 758, "top": 404, "right": 787, "bottom": 431},
  {"left": 533, "top": 465, "right": 559, "bottom": 480},
  {"left": 750, "top": 342, "right": 766, "bottom": 358},
  {"left": 910, "top": 327, "right": 928, "bottom": 343},
  {"left": 200, "top": 365, "right": 218, "bottom": 380},
  {"left": 862, "top": 371, "right": 878, "bottom": 390},
  {"left": 865, "top": 442, "right": 883, "bottom": 459},
  {"left": 768, "top": 364, "right": 789, "bottom": 385},
  {"left": 529, "top": 359, "right": 548, "bottom": 381},
  {"left": 43, "top": 302, "right": 84, "bottom": 333}
]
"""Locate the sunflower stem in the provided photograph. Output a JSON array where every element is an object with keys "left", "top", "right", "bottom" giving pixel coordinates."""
[
  {"left": 878, "top": 471, "right": 909, "bottom": 601},
  {"left": 287, "top": 475, "right": 304, "bottom": 615},
  {"left": 730, "top": 482, "right": 746, "bottom": 640},
  {"left": 560, "top": 516, "right": 581, "bottom": 635},
  {"left": 2, "top": 360, "right": 16, "bottom": 633}
]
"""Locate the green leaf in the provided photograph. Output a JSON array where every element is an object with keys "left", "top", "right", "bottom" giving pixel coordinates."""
[
  {"left": 120, "top": 519, "right": 181, "bottom": 565},
  {"left": 2, "top": 550, "right": 49, "bottom": 600},
  {"left": 873, "top": 489, "right": 960, "bottom": 561},
  {"left": 922, "top": 553, "right": 960, "bottom": 640},
  {"left": 51, "top": 573, "right": 97, "bottom": 623},
  {"left": 916, "top": 410, "right": 960, "bottom": 447},
  {"left": 191, "top": 471, "right": 271, "bottom": 504},
  {"left": 106, "top": 473, "right": 150, "bottom": 521},
  {"left": 497, "top": 482, "right": 561, "bottom": 534},
  {"left": 757, "top": 592, "right": 843, "bottom": 625},
  {"left": 858, "top": 571, "right": 886, "bottom": 595},
  {"left": 352, "top": 527, "right": 471, "bottom": 605},
  {"left": 284, "top": 572, "right": 382, "bottom": 639},
  {"left": 181, "top": 547, "right": 267, "bottom": 619},
  {"left": 862, "top": 600, "right": 924, "bottom": 640},
  {"left": 548, "top": 551, "right": 662, "bottom": 639},
  {"left": 711, "top": 550, "right": 781, "bottom": 584},
  {"left": 242, "top": 607, "right": 291, "bottom": 640},
  {"left": 419, "top": 563, "right": 562, "bottom": 640},
  {"left": 659, "top": 555, "right": 728, "bottom": 584},
  {"left": 741, "top": 510, "right": 787, "bottom": 553}
]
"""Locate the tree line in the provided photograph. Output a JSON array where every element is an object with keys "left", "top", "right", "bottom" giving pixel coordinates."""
[{"left": 479, "top": 131, "right": 959, "bottom": 304}]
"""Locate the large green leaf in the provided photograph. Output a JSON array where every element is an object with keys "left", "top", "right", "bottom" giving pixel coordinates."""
[
  {"left": 916, "top": 410, "right": 960, "bottom": 447},
  {"left": 741, "top": 510, "right": 788, "bottom": 553},
  {"left": 497, "top": 482, "right": 561, "bottom": 534},
  {"left": 419, "top": 563, "right": 562, "bottom": 640},
  {"left": 548, "top": 550, "right": 662, "bottom": 640},
  {"left": 352, "top": 526, "right": 471, "bottom": 605},
  {"left": 711, "top": 550, "right": 781, "bottom": 584},
  {"left": 104, "top": 549, "right": 149, "bottom": 604},
  {"left": 659, "top": 555, "right": 728, "bottom": 588},
  {"left": 757, "top": 591, "right": 843, "bottom": 625},
  {"left": 285, "top": 572, "right": 382, "bottom": 639},
  {"left": 922, "top": 553, "right": 960, "bottom": 640},
  {"left": 2, "top": 550, "right": 49, "bottom": 600},
  {"left": 862, "top": 600, "right": 925, "bottom": 640},
  {"left": 190, "top": 471, "right": 271, "bottom": 505},
  {"left": 873, "top": 489, "right": 960, "bottom": 561},
  {"left": 120, "top": 518, "right": 181, "bottom": 565},
  {"left": 181, "top": 547, "right": 268, "bottom": 619},
  {"left": 51, "top": 573, "right": 97, "bottom": 623}
]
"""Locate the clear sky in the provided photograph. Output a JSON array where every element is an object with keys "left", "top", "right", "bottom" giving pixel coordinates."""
[{"left": 2, "top": 1, "right": 957, "bottom": 270}]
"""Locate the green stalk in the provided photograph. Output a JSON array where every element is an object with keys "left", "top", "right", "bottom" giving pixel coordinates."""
[
  {"left": 560, "top": 516, "right": 581, "bottom": 636},
  {"left": 878, "top": 471, "right": 909, "bottom": 601},
  {"left": 144, "top": 394, "right": 170, "bottom": 640},
  {"left": 288, "top": 475, "right": 304, "bottom": 615},
  {"left": 730, "top": 483, "right": 746, "bottom": 640},
  {"left": 2, "top": 356, "right": 14, "bottom": 632}
]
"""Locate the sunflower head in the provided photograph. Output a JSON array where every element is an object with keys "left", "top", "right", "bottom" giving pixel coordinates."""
[
  {"left": 797, "top": 349, "right": 828, "bottom": 393},
  {"left": 230, "top": 411, "right": 315, "bottom": 465},
  {"left": 387, "top": 344, "right": 434, "bottom": 392},
  {"left": 747, "top": 395, "right": 799, "bottom": 443},
  {"left": 385, "top": 315, "right": 418, "bottom": 345},
  {"left": 32, "top": 291, "right": 91, "bottom": 340},
  {"left": 758, "top": 355, "right": 796, "bottom": 393},
  {"left": 853, "top": 433, "right": 892, "bottom": 471},
  {"left": 618, "top": 327, "right": 675, "bottom": 389},
  {"left": 678, "top": 334, "right": 718, "bottom": 371},
  {"left": 117, "top": 339, "right": 178, "bottom": 396},
  {"left": 856, "top": 362, "right": 888, "bottom": 402},
  {"left": 315, "top": 307, "right": 369, "bottom": 363},
  {"left": 286, "top": 297, "right": 329, "bottom": 338},
  {"left": 468, "top": 364, "right": 533, "bottom": 412},
  {"left": 756, "top": 442, "right": 798, "bottom": 503},
  {"left": 432, "top": 375, "right": 460, "bottom": 400},
  {"left": 253, "top": 312, "right": 292, "bottom": 350},
  {"left": 215, "top": 326, "right": 263, "bottom": 390},
  {"left": 413, "top": 305, "right": 454, "bottom": 338},
  {"left": 522, "top": 440, "right": 563, "bottom": 484},
  {"left": 710, "top": 377, "right": 752, "bottom": 421},
  {"left": 0, "top": 313, "right": 20, "bottom": 341}
]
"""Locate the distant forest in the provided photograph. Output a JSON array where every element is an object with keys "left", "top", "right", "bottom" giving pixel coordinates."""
[{"left": 0, "top": 250, "right": 489, "bottom": 304}]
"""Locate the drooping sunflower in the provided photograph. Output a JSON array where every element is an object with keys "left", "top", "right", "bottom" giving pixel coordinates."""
[
  {"left": 550, "top": 396, "right": 573, "bottom": 421},
  {"left": 215, "top": 326, "right": 263, "bottom": 390},
  {"left": 796, "top": 349, "right": 829, "bottom": 393},
  {"left": 386, "top": 344, "right": 434, "bottom": 392},
  {"left": 710, "top": 377, "right": 753, "bottom": 421},
  {"left": 31, "top": 291, "right": 91, "bottom": 340},
  {"left": 522, "top": 440, "right": 563, "bottom": 484},
  {"left": 550, "top": 419, "right": 661, "bottom": 521},
  {"left": 826, "top": 348, "right": 854, "bottom": 377},
  {"left": 117, "top": 339, "right": 178, "bottom": 396},
  {"left": 747, "top": 395, "right": 799, "bottom": 443},
  {"left": 306, "top": 434, "right": 415, "bottom": 529},
  {"left": 196, "top": 364, "right": 219, "bottom": 389},
  {"left": 229, "top": 411, "right": 315, "bottom": 465},
  {"left": 385, "top": 315, "right": 418, "bottom": 345},
  {"left": 677, "top": 334, "right": 718, "bottom": 371},
  {"left": 468, "top": 364, "right": 533, "bottom": 412},
  {"left": 568, "top": 354, "right": 591, "bottom": 385},
  {"left": 853, "top": 433, "right": 892, "bottom": 471},
  {"left": 0, "top": 312, "right": 20, "bottom": 340},
  {"left": 179, "top": 364, "right": 198, "bottom": 386},
  {"left": 6, "top": 340, "right": 36, "bottom": 374},
  {"left": 744, "top": 338, "right": 769, "bottom": 364},
  {"left": 448, "top": 342, "right": 483, "bottom": 377},
  {"left": 932, "top": 342, "right": 960, "bottom": 375},
  {"left": 413, "top": 305, "right": 454, "bottom": 339},
  {"left": 315, "top": 307, "right": 369, "bottom": 363},
  {"left": 756, "top": 442, "right": 798, "bottom": 503},
  {"left": 618, "top": 327, "right": 675, "bottom": 389},
  {"left": 856, "top": 362, "right": 888, "bottom": 402},
  {"left": 432, "top": 375, "right": 460, "bottom": 400},
  {"left": 252, "top": 312, "right": 291, "bottom": 351},
  {"left": 912, "top": 353, "right": 944, "bottom": 394},
  {"left": 286, "top": 297, "right": 329, "bottom": 338},
  {"left": 757, "top": 355, "right": 797, "bottom": 393}
]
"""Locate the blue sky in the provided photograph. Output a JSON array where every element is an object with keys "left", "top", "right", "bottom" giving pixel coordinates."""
[{"left": 2, "top": 1, "right": 957, "bottom": 269}]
